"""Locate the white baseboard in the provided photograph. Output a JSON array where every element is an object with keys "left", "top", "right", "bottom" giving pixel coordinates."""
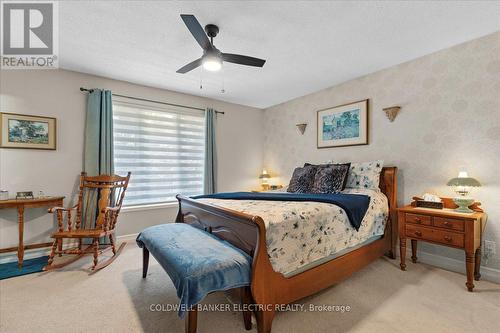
[
  {"left": 0, "top": 233, "right": 139, "bottom": 264},
  {"left": 403, "top": 250, "right": 500, "bottom": 284},
  {"left": 116, "top": 232, "right": 139, "bottom": 242}
]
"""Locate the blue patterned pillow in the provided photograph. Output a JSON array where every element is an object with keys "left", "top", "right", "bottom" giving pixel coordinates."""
[
  {"left": 304, "top": 162, "right": 351, "bottom": 190},
  {"left": 287, "top": 165, "right": 317, "bottom": 193},
  {"left": 345, "top": 160, "right": 384, "bottom": 189},
  {"left": 310, "top": 164, "right": 350, "bottom": 194}
]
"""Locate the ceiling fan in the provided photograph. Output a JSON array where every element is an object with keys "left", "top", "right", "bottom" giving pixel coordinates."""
[{"left": 177, "top": 14, "right": 266, "bottom": 74}]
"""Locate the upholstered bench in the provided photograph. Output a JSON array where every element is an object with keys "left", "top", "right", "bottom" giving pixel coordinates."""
[{"left": 136, "top": 223, "right": 253, "bottom": 333}]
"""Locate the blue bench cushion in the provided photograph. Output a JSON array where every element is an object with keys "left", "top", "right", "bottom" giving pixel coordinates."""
[{"left": 136, "top": 223, "right": 252, "bottom": 318}]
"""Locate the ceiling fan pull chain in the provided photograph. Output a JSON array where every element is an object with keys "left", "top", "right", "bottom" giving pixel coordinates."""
[
  {"left": 221, "top": 66, "right": 225, "bottom": 93},
  {"left": 199, "top": 67, "right": 203, "bottom": 90}
]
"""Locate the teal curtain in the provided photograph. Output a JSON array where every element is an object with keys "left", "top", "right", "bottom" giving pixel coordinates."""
[
  {"left": 84, "top": 89, "right": 114, "bottom": 175},
  {"left": 204, "top": 108, "right": 217, "bottom": 194}
]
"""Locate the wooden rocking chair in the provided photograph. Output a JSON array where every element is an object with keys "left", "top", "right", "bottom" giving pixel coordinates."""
[{"left": 43, "top": 172, "right": 131, "bottom": 272}]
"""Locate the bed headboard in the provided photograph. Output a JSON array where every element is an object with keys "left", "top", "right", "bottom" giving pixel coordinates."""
[
  {"left": 379, "top": 166, "right": 397, "bottom": 211},
  {"left": 379, "top": 166, "right": 398, "bottom": 257}
]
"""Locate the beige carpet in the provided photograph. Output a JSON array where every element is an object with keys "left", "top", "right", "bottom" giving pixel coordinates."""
[{"left": 1, "top": 242, "right": 499, "bottom": 333}]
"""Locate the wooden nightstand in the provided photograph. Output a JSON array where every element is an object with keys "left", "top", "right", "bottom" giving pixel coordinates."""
[{"left": 398, "top": 197, "right": 487, "bottom": 292}]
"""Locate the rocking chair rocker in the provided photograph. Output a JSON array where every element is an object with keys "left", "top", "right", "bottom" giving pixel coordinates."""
[{"left": 43, "top": 172, "right": 131, "bottom": 272}]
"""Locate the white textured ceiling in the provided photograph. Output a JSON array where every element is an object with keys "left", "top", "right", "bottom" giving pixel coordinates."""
[{"left": 60, "top": 1, "right": 500, "bottom": 108}]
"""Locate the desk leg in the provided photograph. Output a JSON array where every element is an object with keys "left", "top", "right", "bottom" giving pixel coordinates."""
[{"left": 17, "top": 206, "right": 24, "bottom": 268}]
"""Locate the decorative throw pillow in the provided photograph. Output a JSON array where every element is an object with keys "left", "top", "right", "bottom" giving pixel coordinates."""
[
  {"left": 310, "top": 164, "right": 350, "bottom": 194},
  {"left": 304, "top": 162, "right": 351, "bottom": 190},
  {"left": 345, "top": 160, "right": 384, "bottom": 189},
  {"left": 287, "top": 165, "right": 317, "bottom": 193}
]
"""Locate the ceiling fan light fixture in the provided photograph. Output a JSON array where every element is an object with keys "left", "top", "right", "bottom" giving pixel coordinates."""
[
  {"left": 177, "top": 15, "right": 266, "bottom": 74},
  {"left": 202, "top": 55, "right": 222, "bottom": 71}
]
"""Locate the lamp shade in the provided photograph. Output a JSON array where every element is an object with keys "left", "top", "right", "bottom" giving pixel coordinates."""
[{"left": 446, "top": 177, "right": 481, "bottom": 187}]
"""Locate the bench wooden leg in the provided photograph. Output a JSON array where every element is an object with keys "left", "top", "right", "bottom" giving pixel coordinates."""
[
  {"left": 185, "top": 308, "right": 197, "bottom": 333},
  {"left": 142, "top": 247, "right": 149, "bottom": 278},
  {"left": 241, "top": 287, "right": 252, "bottom": 330}
]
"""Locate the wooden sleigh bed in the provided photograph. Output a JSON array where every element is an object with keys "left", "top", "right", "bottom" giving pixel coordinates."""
[{"left": 175, "top": 167, "right": 398, "bottom": 333}]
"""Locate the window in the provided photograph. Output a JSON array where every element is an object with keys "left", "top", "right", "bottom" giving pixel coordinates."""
[{"left": 113, "top": 97, "right": 205, "bottom": 206}]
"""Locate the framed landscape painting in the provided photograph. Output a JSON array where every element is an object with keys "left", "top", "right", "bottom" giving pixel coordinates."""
[
  {"left": 317, "top": 99, "right": 369, "bottom": 148},
  {"left": 0, "top": 113, "right": 57, "bottom": 150}
]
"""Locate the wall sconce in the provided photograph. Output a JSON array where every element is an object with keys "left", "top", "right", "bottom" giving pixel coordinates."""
[
  {"left": 296, "top": 123, "right": 307, "bottom": 135},
  {"left": 383, "top": 106, "right": 401, "bottom": 122}
]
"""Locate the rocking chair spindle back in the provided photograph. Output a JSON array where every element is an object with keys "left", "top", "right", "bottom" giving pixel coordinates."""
[{"left": 44, "top": 172, "right": 131, "bottom": 272}]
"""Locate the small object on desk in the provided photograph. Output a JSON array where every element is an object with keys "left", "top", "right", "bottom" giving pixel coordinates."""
[
  {"left": 399, "top": 196, "right": 487, "bottom": 292},
  {"left": 447, "top": 171, "right": 481, "bottom": 213},
  {"left": 16, "top": 191, "right": 34, "bottom": 200},
  {"left": 0, "top": 190, "right": 8, "bottom": 200}
]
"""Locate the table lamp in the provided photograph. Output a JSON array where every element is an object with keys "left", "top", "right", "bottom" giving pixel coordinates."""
[
  {"left": 446, "top": 171, "right": 481, "bottom": 213},
  {"left": 259, "top": 169, "right": 271, "bottom": 190}
]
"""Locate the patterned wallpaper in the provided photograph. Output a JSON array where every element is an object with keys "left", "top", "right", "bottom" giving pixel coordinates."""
[{"left": 263, "top": 31, "right": 500, "bottom": 270}]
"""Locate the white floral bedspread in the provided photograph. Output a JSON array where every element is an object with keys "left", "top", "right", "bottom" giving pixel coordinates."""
[{"left": 196, "top": 188, "right": 388, "bottom": 275}]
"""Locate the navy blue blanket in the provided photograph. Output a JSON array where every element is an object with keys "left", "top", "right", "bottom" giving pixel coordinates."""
[{"left": 193, "top": 192, "right": 370, "bottom": 231}]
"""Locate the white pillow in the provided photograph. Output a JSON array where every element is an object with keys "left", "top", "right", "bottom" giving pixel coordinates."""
[{"left": 345, "top": 160, "right": 384, "bottom": 189}]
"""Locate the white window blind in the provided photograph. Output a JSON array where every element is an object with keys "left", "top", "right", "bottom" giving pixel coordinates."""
[{"left": 113, "top": 97, "right": 205, "bottom": 206}]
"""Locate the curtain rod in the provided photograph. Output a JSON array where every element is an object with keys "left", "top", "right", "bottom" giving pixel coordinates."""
[{"left": 79, "top": 87, "right": 224, "bottom": 114}]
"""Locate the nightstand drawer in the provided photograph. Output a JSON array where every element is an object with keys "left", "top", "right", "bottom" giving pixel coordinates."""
[
  {"left": 433, "top": 217, "right": 464, "bottom": 232},
  {"left": 405, "top": 213, "right": 432, "bottom": 226},
  {"left": 406, "top": 224, "right": 433, "bottom": 240},
  {"left": 406, "top": 225, "right": 464, "bottom": 248}
]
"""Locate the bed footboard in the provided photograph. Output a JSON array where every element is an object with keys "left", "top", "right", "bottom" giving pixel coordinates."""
[{"left": 175, "top": 195, "right": 263, "bottom": 256}]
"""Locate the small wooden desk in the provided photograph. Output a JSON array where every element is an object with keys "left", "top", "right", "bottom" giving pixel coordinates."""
[{"left": 0, "top": 196, "right": 64, "bottom": 268}]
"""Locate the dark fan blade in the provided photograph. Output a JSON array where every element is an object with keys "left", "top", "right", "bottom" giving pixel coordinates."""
[
  {"left": 222, "top": 53, "right": 266, "bottom": 67},
  {"left": 176, "top": 58, "right": 202, "bottom": 74},
  {"left": 180, "top": 14, "right": 211, "bottom": 50}
]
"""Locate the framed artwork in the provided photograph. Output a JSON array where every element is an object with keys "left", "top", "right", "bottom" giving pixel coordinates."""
[
  {"left": 0, "top": 113, "right": 57, "bottom": 150},
  {"left": 317, "top": 99, "right": 369, "bottom": 148}
]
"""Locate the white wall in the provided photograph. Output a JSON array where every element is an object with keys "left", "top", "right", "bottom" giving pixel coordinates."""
[
  {"left": 0, "top": 69, "right": 264, "bottom": 249},
  {"left": 263, "top": 31, "right": 500, "bottom": 270}
]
